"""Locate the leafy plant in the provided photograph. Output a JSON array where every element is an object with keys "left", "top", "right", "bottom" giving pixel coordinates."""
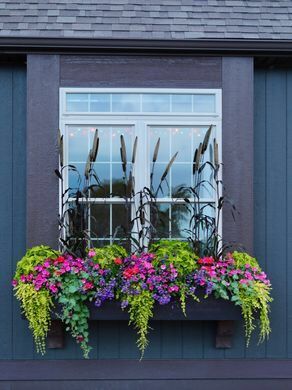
[
  {"left": 239, "top": 281, "right": 272, "bottom": 345},
  {"left": 150, "top": 240, "right": 198, "bottom": 276},
  {"left": 232, "top": 251, "right": 261, "bottom": 270},
  {"left": 89, "top": 244, "right": 127, "bottom": 269},
  {"left": 14, "top": 245, "right": 59, "bottom": 280},
  {"left": 56, "top": 272, "right": 91, "bottom": 358},
  {"left": 14, "top": 283, "right": 53, "bottom": 354}
]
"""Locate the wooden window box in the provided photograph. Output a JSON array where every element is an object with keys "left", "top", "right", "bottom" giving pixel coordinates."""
[{"left": 46, "top": 297, "right": 242, "bottom": 350}]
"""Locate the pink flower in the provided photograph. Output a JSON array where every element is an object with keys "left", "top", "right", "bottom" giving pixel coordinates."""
[
  {"left": 168, "top": 285, "right": 179, "bottom": 293},
  {"left": 88, "top": 249, "right": 96, "bottom": 258},
  {"left": 49, "top": 284, "right": 58, "bottom": 294},
  {"left": 83, "top": 282, "right": 94, "bottom": 291},
  {"left": 244, "top": 271, "right": 253, "bottom": 280},
  {"left": 12, "top": 279, "right": 18, "bottom": 287}
]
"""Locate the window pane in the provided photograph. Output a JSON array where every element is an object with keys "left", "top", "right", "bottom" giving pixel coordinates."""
[
  {"left": 112, "top": 94, "right": 140, "bottom": 112},
  {"left": 149, "top": 127, "right": 170, "bottom": 163},
  {"left": 91, "top": 204, "right": 110, "bottom": 238},
  {"left": 91, "top": 163, "right": 111, "bottom": 197},
  {"left": 90, "top": 94, "right": 110, "bottom": 112},
  {"left": 68, "top": 126, "right": 90, "bottom": 162},
  {"left": 90, "top": 127, "right": 111, "bottom": 162},
  {"left": 112, "top": 163, "right": 132, "bottom": 197},
  {"left": 67, "top": 93, "right": 89, "bottom": 112},
  {"left": 170, "top": 127, "right": 192, "bottom": 162},
  {"left": 193, "top": 94, "right": 215, "bottom": 113},
  {"left": 171, "top": 204, "right": 190, "bottom": 238},
  {"left": 195, "top": 203, "right": 216, "bottom": 243},
  {"left": 68, "top": 163, "right": 86, "bottom": 194},
  {"left": 151, "top": 203, "right": 170, "bottom": 238},
  {"left": 151, "top": 163, "right": 170, "bottom": 198},
  {"left": 112, "top": 204, "right": 131, "bottom": 239},
  {"left": 171, "top": 164, "right": 191, "bottom": 197},
  {"left": 142, "top": 94, "right": 170, "bottom": 112},
  {"left": 172, "top": 94, "right": 192, "bottom": 112}
]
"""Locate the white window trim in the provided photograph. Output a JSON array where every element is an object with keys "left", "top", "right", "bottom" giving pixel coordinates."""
[{"left": 59, "top": 88, "right": 222, "bottom": 243}]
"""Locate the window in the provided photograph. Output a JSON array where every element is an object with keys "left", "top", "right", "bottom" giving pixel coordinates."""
[{"left": 60, "top": 88, "right": 222, "bottom": 249}]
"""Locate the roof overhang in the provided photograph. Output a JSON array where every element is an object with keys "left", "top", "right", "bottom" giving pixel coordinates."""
[{"left": 0, "top": 37, "right": 292, "bottom": 56}]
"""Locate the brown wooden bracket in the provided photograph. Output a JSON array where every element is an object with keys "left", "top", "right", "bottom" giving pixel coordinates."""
[
  {"left": 215, "top": 320, "right": 235, "bottom": 348},
  {"left": 47, "top": 320, "right": 64, "bottom": 349}
]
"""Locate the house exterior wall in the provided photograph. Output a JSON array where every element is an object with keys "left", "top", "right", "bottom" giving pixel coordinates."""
[{"left": 0, "top": 56, "right": 291, "bottom": 387}]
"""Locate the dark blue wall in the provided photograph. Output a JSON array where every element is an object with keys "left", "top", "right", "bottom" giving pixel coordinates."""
[
  {"left": 0, "top": 63, "right": 30, "bottom": 359},
  {"left": 0, "top": 63, "right": 291, "bottom": 363},
  {"left": 254, "top": 67, "right": 292, "bottom": 358}
]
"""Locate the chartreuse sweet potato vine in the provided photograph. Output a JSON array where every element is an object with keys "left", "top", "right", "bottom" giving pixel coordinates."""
[{"left": 13, "top": 244, "right": 272, "bottom": 359}]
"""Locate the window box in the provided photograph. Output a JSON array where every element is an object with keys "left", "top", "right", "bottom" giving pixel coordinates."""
[
  {"left": 84, "top": 296, "right": 241, "bottom": 321},
  {"left": 45, "top": 296, "right": 242, "bottom": 350}
]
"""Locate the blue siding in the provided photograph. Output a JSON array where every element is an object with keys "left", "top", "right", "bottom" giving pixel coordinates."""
[
  {"left": 0, "top": 64, "right": 33, "bottom": 360},
  {"left": 253, "top": 68, "right": 292, "bottom": 359}
]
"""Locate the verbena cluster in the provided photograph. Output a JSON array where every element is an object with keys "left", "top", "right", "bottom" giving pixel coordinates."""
[{"left": 13, "top": 243, "right": 272, "bottom": 358}]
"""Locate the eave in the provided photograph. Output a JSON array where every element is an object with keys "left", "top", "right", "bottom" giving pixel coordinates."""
[{"left": 0, "top": 37, "right": 292, "bottom": 57}]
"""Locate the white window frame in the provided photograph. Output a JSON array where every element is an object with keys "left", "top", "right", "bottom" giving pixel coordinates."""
[{"left": 59, "top": 88, "right": 222, "bottom": 244}]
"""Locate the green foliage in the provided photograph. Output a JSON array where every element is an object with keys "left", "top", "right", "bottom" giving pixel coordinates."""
[
  {"left": 14, "top": 245, "right": 59, "bottom": 280},
  {"left": 14, "top": 283, "right": 53, "bottom": 354},
  {"left": 150, "top": 240, "right": 198, "bottom": 276},
  {"left": 232, "top": 251, "right": 261, "bottom": 270},
  {"left": 127, "top": 291, "right": 154, "bottom": 358},
  {"left": 56, "top": 273, "right": 91, "bottom": 358},
  {"left": 238, "top": 281, "right": 272, "bottom": 346},
  {"left": 90, "top": 244, "right": 127, "bottom": 269}
]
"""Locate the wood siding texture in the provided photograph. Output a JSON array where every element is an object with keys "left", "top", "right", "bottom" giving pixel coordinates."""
[
  {"left": 0, "top": 64, "right": 31, "bottom": 359},
  {"left": 60, "top": 55, "right": 222, "bottom": 88},
  {"left": 26, "top": 55, "right": 60, "bottom": 248}
]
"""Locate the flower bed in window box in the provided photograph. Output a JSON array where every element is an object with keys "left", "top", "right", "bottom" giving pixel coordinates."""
[{"left": 13, "top": 242, "right": 272, "bottom": 359}]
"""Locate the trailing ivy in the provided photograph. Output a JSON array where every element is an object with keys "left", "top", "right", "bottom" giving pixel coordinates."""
[
  {"left": 57, "top": 275, "right": 91, "bottom": 358},
  {"left": 14, "top": 283, "right": 53, "bottom": 354}
]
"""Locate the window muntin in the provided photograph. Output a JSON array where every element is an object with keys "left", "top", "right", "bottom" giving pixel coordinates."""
[{"left": 60, "top": 89, "right": 222, "bottom": 246}]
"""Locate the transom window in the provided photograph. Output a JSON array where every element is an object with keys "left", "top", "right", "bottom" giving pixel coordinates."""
[{"left": 60, "top": 88, "right": 222, "bottom": 249}]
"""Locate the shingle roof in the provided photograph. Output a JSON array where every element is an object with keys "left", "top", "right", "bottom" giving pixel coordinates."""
[{"left": 1, "top": 0, "right": 292, "bottom": 40}]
